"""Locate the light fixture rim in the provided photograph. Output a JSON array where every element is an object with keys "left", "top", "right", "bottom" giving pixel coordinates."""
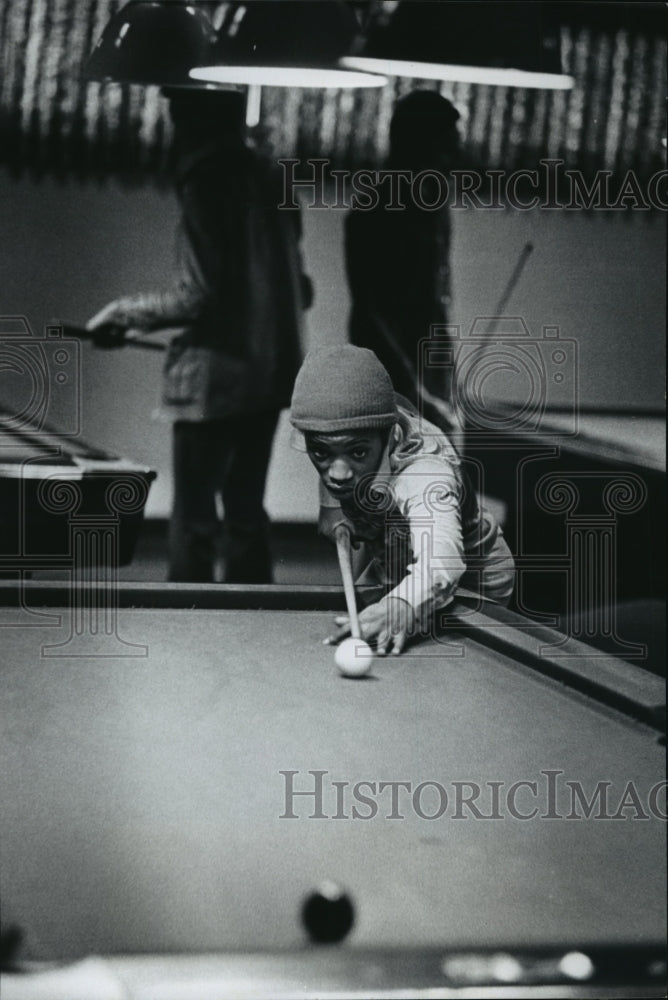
[
  {"left": 190, "top": 65, "right": 388, "bottom": 89},
  {"left": 341, "top": 55, "right": 574, "bottom": 90}
]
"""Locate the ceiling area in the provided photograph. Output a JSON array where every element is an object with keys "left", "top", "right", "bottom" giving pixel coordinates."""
[{"left": 0, "top": 1, "right": 665, "bottom": 187}]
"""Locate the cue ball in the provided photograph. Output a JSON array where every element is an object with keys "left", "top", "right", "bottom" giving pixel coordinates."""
[
  {"left": 301, "top": 883, "right": 355, "bottom": 943},
  {"left": 334, "top": 637, "right": 374, "bottom": 677}
]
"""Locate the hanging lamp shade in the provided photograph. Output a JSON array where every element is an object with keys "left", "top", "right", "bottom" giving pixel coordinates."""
[
  {"left": 189, "top": 1, "right": 387, "bottom": 89},
  {"left": 85, "top": 1, "right": 222, "bottom": 87},
  {"left": 342, "top": 0, "right": 574, "bottom": 90}
]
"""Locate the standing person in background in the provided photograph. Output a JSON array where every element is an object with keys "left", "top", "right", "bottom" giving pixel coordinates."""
[
  {"left": 345, "top": 90, "right": 461, "bottom": 433},
  {"left": 87, "top": 89, "right": 312, "bottom": 583}
]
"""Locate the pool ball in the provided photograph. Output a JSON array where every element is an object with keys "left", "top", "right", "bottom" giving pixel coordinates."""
[
  {"left": 335, "top": 637, "right": 373, "bottom": 677},
  {"left": 301, "top": 883, "right": 355, "bottom": 943}
]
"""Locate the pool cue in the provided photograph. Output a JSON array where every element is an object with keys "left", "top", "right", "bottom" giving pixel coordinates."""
[
  {"left": 358, "top": 242, "right": 534, "bottom": 434},
  {"left": 60, "top": 323, "right": 166, "bottom": 353},
  {"left": 490, "top": 241, "right": 534, "bottom": 320},
  {"left": 334, "top": 524, "right": 362, "bottom": 640}
]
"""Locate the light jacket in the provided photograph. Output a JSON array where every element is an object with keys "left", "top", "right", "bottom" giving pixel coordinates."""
[{"left": 318, "top": 398, "right": 515, "bottom": 623}]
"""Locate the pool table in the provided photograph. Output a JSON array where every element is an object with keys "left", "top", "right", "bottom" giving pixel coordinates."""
[
  {"left": 465, "top": 408, "right": 666, "bottom": 635},
  {"left": 0, "top": 406, "right": 155, "bottom": 569},
  {"left": 0, "top": 582, "right": 665, "bottom": 999}
]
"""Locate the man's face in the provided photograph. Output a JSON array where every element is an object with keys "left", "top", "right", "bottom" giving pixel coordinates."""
[{"left": 305, "top": 430, "right": 387, "bottom": 502}]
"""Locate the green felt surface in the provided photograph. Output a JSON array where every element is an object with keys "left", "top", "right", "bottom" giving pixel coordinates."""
[{"left": 1, "top": 607, "right": 665, "bottom": 960}]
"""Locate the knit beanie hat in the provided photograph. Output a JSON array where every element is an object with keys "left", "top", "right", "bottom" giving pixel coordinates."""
[{"left": 290, "top": 345, "right": 397, "bottom": 432}]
